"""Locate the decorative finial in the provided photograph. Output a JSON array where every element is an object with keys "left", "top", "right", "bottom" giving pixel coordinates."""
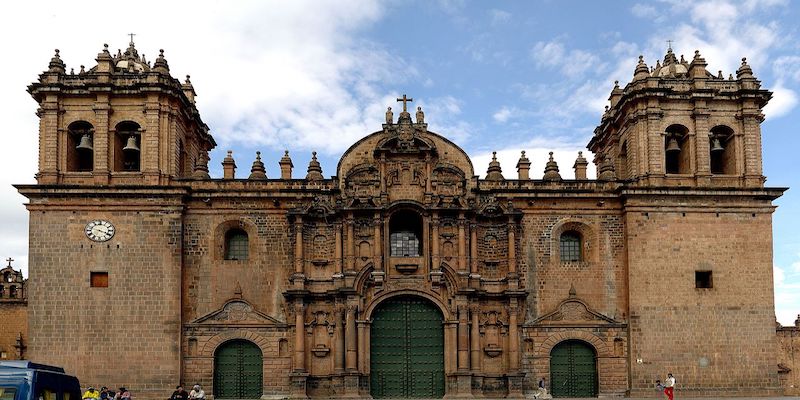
[
  {"left": 248, "top": 151, "right": 267, "bottom": 180},
  {"left": 234, "top": 281, "right": 243, "bottom": 298},
  {"left": 486, "top": 151, "right": 504, "bottom": 181},
  {"left": 396, "top": 94, "right": 413, "bottom": 113},
  {"left": 185, "top": 74, "right": 191, "bottom": 83},
  {"left": 666, "top": 39, "right": 674, "bottom": 51},
  {"left": 569, "top": 284, "right": 577, "bottom": 297},
  {"left": 305, "top": 151, "right": 324, "bottom": 181},
  {"left": 638, "top": 55, "right": 644, "bottom": 63},
  {"left": 6, "top": 257, "right": 13, "bottom": 267},
  {"left": 543, "top": 151, "right": 562, "bottom": 181}
]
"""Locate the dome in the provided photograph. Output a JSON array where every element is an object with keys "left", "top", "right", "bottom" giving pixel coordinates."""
[
  {"left": 652, "top": 48, "right": 689, "bottom": 78},
  {"left": 114, "top": 41, "right": 150, "bottom": 73}
]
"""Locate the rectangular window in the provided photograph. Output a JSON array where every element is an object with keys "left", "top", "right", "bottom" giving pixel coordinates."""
[
  {"left": 695, "top": 270, "right": 713, "bottom": 289},
  {"left": 90, "top": 272, "right": 109, "bottom": 288},
  {"left": 0, "top": 387, "right": 18, "bottom": 400}
]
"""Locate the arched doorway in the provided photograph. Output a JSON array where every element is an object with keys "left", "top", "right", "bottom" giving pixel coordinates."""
[
  {"left": 370, "top": 296, "right": 445, "bottom": 398},
  {"left": 550, "top": 340, "right": 597, "bottom": 397},
  {"left": 213, "top": 339, "right": 263, "bottom": 399}
]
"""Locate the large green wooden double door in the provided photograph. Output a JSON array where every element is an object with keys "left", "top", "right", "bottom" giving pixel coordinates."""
[
  {"left": 214, "top": 340, "right": 263, "bottom": 399},
  {"left": 370, "top": 296, "right": 445, "bottom": 398},
  {"left": 550, "top": 340, "right": 597, "bottom": 397}
]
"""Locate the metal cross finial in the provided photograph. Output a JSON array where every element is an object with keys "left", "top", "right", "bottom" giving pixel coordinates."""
[
  {"left": 666, "top": 39, "right": 674, "bottom": 51},
  {"left": 396, "top": 94, "right": 413, "bottom": 113},
  {"left": 5, "top": 257, "right": 12, "bottom": 267},
  {"left": 128, "top": 33, "right": 136, "bottom": 44}
]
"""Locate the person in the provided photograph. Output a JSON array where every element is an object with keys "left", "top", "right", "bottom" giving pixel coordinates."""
[
  {"left": 82, "top": 387, "right": 100, "bottom": 400},
  {"left": 170, "top": 386, "right": 188, "bottom": 400},
  {"left": 114, "top": 387, "right": 131, "bottom": 400},
  {"left": 188, "top": 385, "right": 204, "bottom": 400},
  {"left": 533, "top": 377, "right": 551, "bottom": 399},
  {"left": 664, "top": 373, "right": 675, "bottom": 400},
  {"left": 99, "top": 387, "right": 110, "bottom": 400},
  {"left": 655, "top": 379, "right": 666, "bottom": 399}
]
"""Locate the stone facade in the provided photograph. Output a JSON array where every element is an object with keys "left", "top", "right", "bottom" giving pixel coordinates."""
[
  {"left": 15, "top": 42, "right": 791, "bottom": 398},
  {"left": 0, "top": 260, "right": 27, "bottom": 361},
  {"left": 778, "top": 317, "right": 800, "bottom": 396}
]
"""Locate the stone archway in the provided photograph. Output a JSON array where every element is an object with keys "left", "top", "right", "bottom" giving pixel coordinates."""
[
  {"left": 213, "top": 339, "right": 263, "bottom": 399},
  {"left": 369, "top": 295, "right": 445, "bottom": 398},
  {"left": 549, "top": 340, "right": 597, "bottom": 398}
]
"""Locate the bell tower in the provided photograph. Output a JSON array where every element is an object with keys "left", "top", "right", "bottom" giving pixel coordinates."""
[
  {"left": 589, "top": 48, "right": 771, "bottom": 187},
  {"left": 28, "top": 41, "right": 215, "bottom": 185}
]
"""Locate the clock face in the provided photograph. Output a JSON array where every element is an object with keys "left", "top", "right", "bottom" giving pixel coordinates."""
[{"left": 85, "top": 220, "right": 115, "bottom": 242}]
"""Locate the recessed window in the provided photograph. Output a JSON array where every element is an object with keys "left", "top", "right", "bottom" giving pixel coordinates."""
[
  {"left": 695, "top": 271, "right": 713, "bottom": 289},
  {"left": 665, "top": 124, "right": 690, "bottom": 174},
  {"left": 90, "top": 272, "right": 109, "bottom": 288},
  {"left": 389, "top": 210, "right": 422, "bottom": 257},
  {"left": 559, "top": 231, "right": 582, "bottom": 262},
  {"left": 225, "top": 229, "right": 249, "bottom": 260}
]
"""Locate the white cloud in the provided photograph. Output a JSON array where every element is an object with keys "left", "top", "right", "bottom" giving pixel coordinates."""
[
  {"left": 763, "top": 81, "right": 798, "bottom": 119},
  {"left": 493, "top": 107, "right": 513, "bottom": 123},
  {"left": 773, "top": 56, "right": 800, "bottom": 82},
  {"left": 532, "top": 40, "right": 601, "bottom": 78},
  {"left": 631, "top": 3, "right": 659, "bottom": 19}
]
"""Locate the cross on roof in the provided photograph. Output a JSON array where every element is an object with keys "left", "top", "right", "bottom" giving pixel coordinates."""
[
  {"left": 5, "top": 257, "right": 12, "bottom": 267},
  {"left": 396, "top": 94, "right": 413, "bottom": 112},
  {"left": 128, "top": 33, "right": 136, "bottom": 44},
  {"left": 666, "top": 39, "right": 674, "bottom": 51}
]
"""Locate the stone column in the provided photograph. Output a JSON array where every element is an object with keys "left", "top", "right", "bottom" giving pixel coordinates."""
[
  {"left": 508, "top": 216, "right": 517, "bottom": 288},
  {"left": 294, "top": 302, "right": 306, "bottom": 372},
  {"left": 469, "top": 223, "right": 478, "bottom": 275},
  {"left": 334, "top": 306, "right": 345, "bottom": 374},
  {"left": 508, "top": 304, "right": 519, "bottom": 372},
  {"left": 91, "top": 96, "right": 111, "bottom": 185},
  {"left": 431, "top": 212, "right": 440, "bottom": 270},
  {"left": 345, "top": 305, "right": 357, "bottom": 371},
  {"left": 373, "top": 213, "right": 383, "bottom": 271},
  {"left": 458, "top": 213, "right": 467, "bottom": 271},
  {"left": 458, "top": 306, "right": 469, "bottom": 371},
  {"left": 294, "top": 216, "right": 304, "bottom": 276},
  {"left": 334, "top": 222, "right": 343, "bottom": 275},
  {"left": 345, "top": 215, "right": 354, "bottom": 272},
  {"left": 470, "top": 306, "right": 481, "bottom": 372}
]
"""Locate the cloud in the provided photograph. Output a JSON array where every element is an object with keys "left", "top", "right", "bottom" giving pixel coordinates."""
[
  {"left": 493, "top": 107, "right": 513, "bottom": 123},
  {"left": 531, "top": 40, "right": 601, "bottom": 78},
  {"left": 631, "top": 3, "right": 659, "bottom": 20},
  {"left": 490, "top": 9, "right": 512, "bottom": 25},
  {"left": 763, "top": 81, "right": 798, "bottom": 119}
]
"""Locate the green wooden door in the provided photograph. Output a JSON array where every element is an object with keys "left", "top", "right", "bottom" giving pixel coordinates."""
[
  {"left": 550, "top": 340, "right": 597, "bottom": 397},
  {"left": 214, "top": 340, "right": 263, "bottom": 399},
  {"left": 370, "top": 296, "right": 445, "bottom": 398}
]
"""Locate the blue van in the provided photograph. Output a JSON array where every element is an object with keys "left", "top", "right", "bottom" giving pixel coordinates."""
[{"left": 0, "top": 361, "right": 80, "bottom": 400}]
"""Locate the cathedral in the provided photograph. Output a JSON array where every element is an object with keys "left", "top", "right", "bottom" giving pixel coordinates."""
[{"left": 16, "top": 40, "right": 793, "bottom": 398}]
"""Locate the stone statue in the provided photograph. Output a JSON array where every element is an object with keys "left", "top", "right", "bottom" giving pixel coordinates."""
[
  {"left": 385, "top": 107, "right": 393, "bottom": 124},
  {"left": 416, "top": 106, "right": 425, "bottom": 123}
]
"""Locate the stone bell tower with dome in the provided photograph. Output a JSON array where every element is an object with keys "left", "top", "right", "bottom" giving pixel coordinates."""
[{"left": 17, "top": 41, "right": 789, "bottom": 399}]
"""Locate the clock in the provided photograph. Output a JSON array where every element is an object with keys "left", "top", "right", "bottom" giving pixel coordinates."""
[{"left": 85, "top": 220, "right": 115, "bottom": 242}]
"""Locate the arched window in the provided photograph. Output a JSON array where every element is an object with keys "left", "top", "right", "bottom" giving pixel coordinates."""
[
  {"left": 9, "top": 285, "right": 17, "bottom": 299},
  {"left": 67, "top": 121, "right": 94, "bottom": 172},
  {"left": 0, "top": 285, "right": 4, "bottom": 298},
  {"left": 114, "top": 121, "right": 141, "bottom": 172},
  {"left": 390, "top": 210, "right": 422, "bottom": 257},
  {"left": 664, "top": 124, "right": 690, "bottom": 174},
  {"left": 225, "top": 229, "right": 249, "bottom": 260},
  {"left": 710, "top": 125, "right": 735, "bottom": 175},
  {"left": 560, "top": 231, "right": 582, "bottom": 262},
  {"left": 618, "top": 140, "right": 628, "bottom": 180}
]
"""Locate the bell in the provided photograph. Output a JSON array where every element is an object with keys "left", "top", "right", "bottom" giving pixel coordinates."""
[
  {"left": 665, "top": 137, "right": 681, "bottom": 153},
  {"left": 710, "top": 137, "right": 724, "bottom": 153},
  {"left": 76, "top": 134, "right": 93, "bottom": 151},
  {"left": 122, "top": 135, "right": 140, "bottom": 153}
]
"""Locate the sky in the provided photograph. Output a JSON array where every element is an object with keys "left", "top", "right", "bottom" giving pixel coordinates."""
[{"left": 0, "top": 0, "right": 798, "bottom": 325}]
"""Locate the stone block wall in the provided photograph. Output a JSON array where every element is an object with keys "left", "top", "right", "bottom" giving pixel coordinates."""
[
  {"left": 626, "top": 205, "right": 781, "bottom": 396},
  {"left": 26, "top": 204, "right": 183, "bottom": 398},
  {"left": 0, "top": 302, "right": 26, "bottom": 360},
  {"left": 777, "top": 323, "right": 799, "bottom": 395}
]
